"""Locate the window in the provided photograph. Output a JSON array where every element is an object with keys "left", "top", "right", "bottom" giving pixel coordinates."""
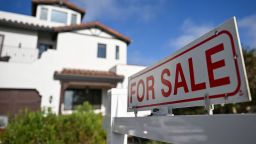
[
  {"left": 0, "top": 35, "right": 4, "bottom": 57},
  {"left": 115, "top": 45, "right": 120, "bottom": 60},
  {"left": 40, "top": 7, "right": 48, "bottom": 20},
  {"left": 51, "top": 10, "right": 67, "bottom": 24},
  {"left": 38, "top": 43, "right": 53, "bottom": 58},
  {"left": 71, "top": 14, "right": 77, "bottom": 24},
  {"left": 64, "top": 89, "right": 102, "bottom": 110},
  {"left": 97, "top": 44, "right": 106, "bottom": 58}
]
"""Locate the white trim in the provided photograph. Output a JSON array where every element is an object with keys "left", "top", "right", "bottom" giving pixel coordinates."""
[{"left": 36, "top": 5, "right": 81, "bottom": 25}]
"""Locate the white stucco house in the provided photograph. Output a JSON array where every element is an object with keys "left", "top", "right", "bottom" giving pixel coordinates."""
[{"left": 0, "top": 0, "right": 147, "bottom": 117}]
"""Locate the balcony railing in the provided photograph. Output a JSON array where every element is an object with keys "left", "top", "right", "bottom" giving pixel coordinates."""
[{"left": 1, "top": 45, "right": 39, "bottom": 63}]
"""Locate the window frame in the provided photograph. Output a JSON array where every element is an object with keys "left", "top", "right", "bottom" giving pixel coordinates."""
[
  {"left": 63, "top": 88, "right": 102, "bottom": 110},
  {"left": 39, "top": 7, "right": 48, "bottom": 21},
  {"left": 71, "top": 13, "right": 77, "bottom": 24},
  {"left": 115, "top": 45, "right": 120, "bottom": 60},
  {"left": 97, "top": 43, "right": 107, "bottom": 59},
  {"left": 0, "top": 34, "right": 4, "bottom": 57}
]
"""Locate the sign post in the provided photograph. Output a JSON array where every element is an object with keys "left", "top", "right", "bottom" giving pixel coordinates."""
[{"left": 128, "top": 17, "right": 251, "bottom": 112}]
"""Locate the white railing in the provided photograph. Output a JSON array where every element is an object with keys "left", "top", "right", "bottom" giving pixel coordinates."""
[{"left": 1, "top": 45, "right": 38, "bottom": 63}]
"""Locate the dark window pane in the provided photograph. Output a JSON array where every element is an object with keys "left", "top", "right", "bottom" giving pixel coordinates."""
[
  {"left": 116, "top": 45, "right": 119, "bottom": 60},
  {"left": 63, "top": 89, "right": 102, "bottom": 110},
  {"left": 0, "top": 35, "right": 4, "bottom": 56},
  {"left": 51, "top": 10, "right": 67, "bottom": 24},
  {"left": 91, "top": 89, "right": 102, "bottom": 109},
  {"left": 40, "top": 7, "right": 48, "bottom": 20},
  {"left": 71, "top": 14, "right": 77, "bottom": 24},
  {"left": 97, "top": 44, "right": 106, "bottom": 58},
  {"left": 37, "top": 43, "right": 53, "bottom": 58}
]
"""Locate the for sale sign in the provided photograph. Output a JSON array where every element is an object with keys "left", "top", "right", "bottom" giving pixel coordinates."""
[{"left": 128, "top": 17, "right": 251, "bottom": 111}]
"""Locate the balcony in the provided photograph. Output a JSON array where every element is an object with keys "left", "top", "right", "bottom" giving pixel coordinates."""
[{"left": 0, "top": 45, "right": 39, "bottom": 63}]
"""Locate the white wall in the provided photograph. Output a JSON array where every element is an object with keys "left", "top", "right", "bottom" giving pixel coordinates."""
[
  {"left": 101, "top": 89, "right": 108, "bottom": 115},
  {"left": 110, "top": 64, "right": 146, "bottom": 89},
  {"left": 55, "top": 30, "right": 127, "bottom": 71},
  {"left": 0, "top": 51, "right": 61, "bottom": 113},
  {"left": 0, "top": 26, "right": 38, "bottom": 63}
]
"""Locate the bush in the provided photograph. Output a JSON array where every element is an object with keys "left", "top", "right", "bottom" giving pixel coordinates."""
[{"left": 0, "top": 102, "right": 106, "bottom": 144}]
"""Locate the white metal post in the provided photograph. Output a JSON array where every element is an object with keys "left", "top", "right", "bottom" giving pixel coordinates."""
[
  {"left": 204, "top": 94, "right": 214, "bottom": 115},
  {"left": 106, "top": 89, "right": 127, "bottom": 144}
]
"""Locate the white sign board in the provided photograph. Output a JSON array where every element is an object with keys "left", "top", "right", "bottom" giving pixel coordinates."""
[
  {"left": 113, "top": 115, "right": 256, "bottom": 144},
  {"left": 128, "top": 17, "right": 251, "bottom": 111}
]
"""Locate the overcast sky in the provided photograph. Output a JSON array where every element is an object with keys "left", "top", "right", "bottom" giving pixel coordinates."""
[{"left": 0, "top": 0, "right": 255, "bottom": 66}]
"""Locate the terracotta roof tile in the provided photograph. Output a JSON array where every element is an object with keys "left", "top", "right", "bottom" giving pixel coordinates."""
[
  {"left": 0, "top": 13, "right": 53, "bottom": 31},
  {"left": 53, "top": 21, "right": 131, "bottom": 44},
  {"left": 32, "top": 0, "right": 86, "bottom": 17},
  {"left": 55, "top": 68, "right": 124, "bottom": 79}
]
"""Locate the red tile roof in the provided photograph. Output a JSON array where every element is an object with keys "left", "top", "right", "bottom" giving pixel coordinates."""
[
  {"left": 53, "top": 21, "right": 131, "bottom": 44},
  {"left": 0, "top": 15, "right": 53, "bottom": 31},
  {"left": 55, "top": 68, "right": 124, "bottom": 80},
  {"left": 0, "top": 17, "right": 130, "bottom": 44},
  {"left": 32, "top": 0, "right": 86, "bottom": 17}
]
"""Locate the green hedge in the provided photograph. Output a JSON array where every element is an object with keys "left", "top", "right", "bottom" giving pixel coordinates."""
[{"left": 0, "top": 102, "right": 106, "bottom": 144}]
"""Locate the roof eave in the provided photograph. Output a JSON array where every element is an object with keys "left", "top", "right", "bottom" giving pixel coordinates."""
[
  {"left": 0, "top": 19, "right": 55, "bottom": 33},
  {"left": 53, "top": 22, "right": 131, "bottom": 45},
  {"left": 54, "top": 74, "right": 124, "bottom": 83}
]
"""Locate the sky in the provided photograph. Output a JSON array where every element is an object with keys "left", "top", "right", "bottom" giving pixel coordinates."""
[{"left": 0, "top": 0, "right": 255, "bottom": 66}]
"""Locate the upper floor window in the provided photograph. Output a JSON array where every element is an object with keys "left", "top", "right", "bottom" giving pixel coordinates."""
[
  {"left": 51, "top": 10, "right": 67, "bottom": 24},
  {"left": 115, "top": 45, "right": 120, "bottom": 60},
  {"left": 40, "top": 7, "right": 48, "bottom": 20},
  {"left": 98, "top": 44, "right": 107, "bottom": 58},
  {"left": 0, "top": 34, "right": 4, "bottom": 57},
  {"left": 97, "top": 44, "right": 106, "bottom": 58},
  {"left": 71, "top": 14, "right": 77, "bottom": 24}
]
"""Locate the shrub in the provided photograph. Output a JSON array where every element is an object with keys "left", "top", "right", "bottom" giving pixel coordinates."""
[{"left": 0, "top": 102, "right": 106, "bottom": 144}]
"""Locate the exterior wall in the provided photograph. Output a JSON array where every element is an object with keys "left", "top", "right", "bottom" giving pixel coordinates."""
[
  {"left": 0, "top": 26, "right": 38, "bottom": 63},
  {"left": 110, "top": 64, "right": 146, "bottom": 89},
  {"left": 100, "top": 89, "right": 108, "bottom": 115},
  {"left": 36, "top": 5, "right": 81, "bottom": 25},
  {"left": 0, "top": 56, "right": 61, "bottom": 113},
  {"left": 55, "top": 30, "right": 127, "bottom": 71},
  {"left": 105, "top": 89, "right": 151, "bottom": 126}
]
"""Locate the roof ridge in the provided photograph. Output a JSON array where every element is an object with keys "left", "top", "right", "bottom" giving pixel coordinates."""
[{"left": 53, "top": 21, "right": 131, "bottom": 44}]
